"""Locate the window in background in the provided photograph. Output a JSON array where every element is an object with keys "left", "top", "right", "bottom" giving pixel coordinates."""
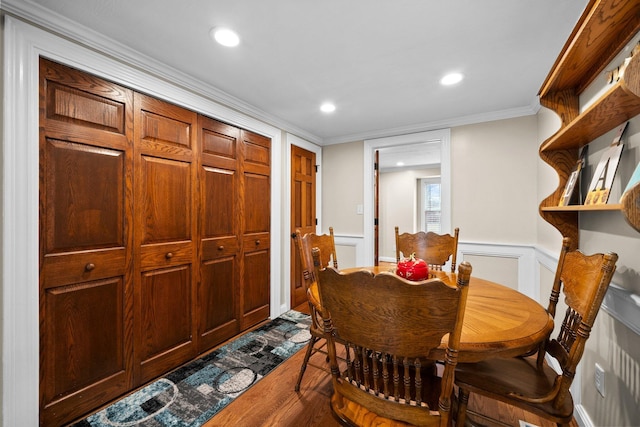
[{"left": 419, "top": 178, "right": 441, "bottom": 233}]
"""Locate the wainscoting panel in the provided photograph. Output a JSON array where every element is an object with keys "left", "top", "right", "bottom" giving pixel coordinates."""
[
  {"left": 334, "top": 234, "right": 365, "bottom": 269},
  {"left": 463, "top": 254, "right": 519, "bottom": 290},
  {"left": 458, "top": 242, "right": 537, "bottom": 299}
]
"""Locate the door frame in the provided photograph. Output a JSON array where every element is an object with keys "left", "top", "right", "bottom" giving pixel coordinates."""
[
  {"left": 284, "top": 133, "right": 322, "bottom": 311},
  {"left": 364, "top": 129, "right": 451, "bottom": 266}
]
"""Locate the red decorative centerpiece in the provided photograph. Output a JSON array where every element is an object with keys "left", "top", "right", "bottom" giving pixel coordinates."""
[{"left": 396, "top": 253, "right": 429, "bottom": 281}]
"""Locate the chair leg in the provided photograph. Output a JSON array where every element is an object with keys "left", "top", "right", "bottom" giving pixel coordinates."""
[
  {"left": 456, "top": 387, "right": 470, "bottom": 426},
  {"left": 295, "top": 335, "right": 322, "bottom": 391}
]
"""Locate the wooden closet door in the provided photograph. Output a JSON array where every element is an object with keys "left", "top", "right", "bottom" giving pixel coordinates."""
[
  {"left": 240, "top": 130, "right": 271, "bottom": 329},
  {"left": 39, "top": 59, "right": 135, "bottom": 426},
  {"left": 133, "top": 93, "right": 198, "bottom": 383},
  {"left": 197, "top": 116, "right": 241, "bottom": 351},
  {"left": 290, "top": 145, "right": 316, "bottom": 308}
]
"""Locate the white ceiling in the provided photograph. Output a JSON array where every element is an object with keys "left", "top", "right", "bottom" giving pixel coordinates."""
[{"left": 5, "top": 0, "right": 588, "bottom": 145}]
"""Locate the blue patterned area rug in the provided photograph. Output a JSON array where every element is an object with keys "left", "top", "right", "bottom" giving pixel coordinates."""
[{"left": 72, "top": 310, "right": 311, "bottom": 427}]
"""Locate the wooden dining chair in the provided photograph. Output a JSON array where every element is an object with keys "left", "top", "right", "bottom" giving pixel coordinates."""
[
  {"left": 314, "top": 247, "right": 472, "bottom": 427},
  {"left": 291, "top": 227, "right": 338, "bottom": 391},
  {"left": 455, "top": 237, "right": 618, "bottom": 427},
  {"left": 395, "top": 226, "right": 460, "bottom": 272}
]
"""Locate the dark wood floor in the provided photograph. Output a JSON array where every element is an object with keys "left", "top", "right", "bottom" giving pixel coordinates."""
[{"left": 204, "top": 303, "right": 577, "bottom": 427}]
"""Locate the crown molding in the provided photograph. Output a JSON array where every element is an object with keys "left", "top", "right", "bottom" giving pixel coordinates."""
[
  {"left": 1, "top": 0, "right": 323, "bottom": 145},
  {"left": 1, "top": 0, "right": 543, "bottom": 148},
  {"left": 322, "top": 101, "right": 540, "bottom": 145}
]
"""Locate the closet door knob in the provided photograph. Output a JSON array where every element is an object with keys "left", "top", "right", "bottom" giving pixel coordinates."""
[{"left": 85, "top": 263, "right": 95, "bottom": 272}]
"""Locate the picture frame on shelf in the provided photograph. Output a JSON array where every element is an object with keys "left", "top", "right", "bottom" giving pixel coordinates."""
[
  {"left": 584, "top": 121, "right": 628, "bottom": 205},
  {"left": 558, "top": 147, "right": 586, "bottom": 207}
]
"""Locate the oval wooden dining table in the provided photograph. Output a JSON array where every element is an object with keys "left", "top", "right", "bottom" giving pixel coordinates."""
[{"left": 337, "top": 266, "right": 554, "bottom": 363}]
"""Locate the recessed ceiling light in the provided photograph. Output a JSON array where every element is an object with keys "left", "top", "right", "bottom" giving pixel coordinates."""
[
  {"left": 440, "top": 72, "right": 464, "bottom": 86},
  {"left": 320, "top": 102, "right": 336, "bottom": 113},
  {"left": 396, "top": 161, "right": 405, "bottom": 166},
  {"left": 210, "top": 27, "right": 240, "bottom": 47}
]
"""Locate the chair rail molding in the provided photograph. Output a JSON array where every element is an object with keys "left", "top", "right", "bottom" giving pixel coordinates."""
[{"left": 602, "top": 285, "right": 640, "bottom": 336}]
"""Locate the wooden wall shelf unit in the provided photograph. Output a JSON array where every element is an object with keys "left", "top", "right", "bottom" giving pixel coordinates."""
[{"left": 538, "top": 0, "right": 640, "bottom": 248}]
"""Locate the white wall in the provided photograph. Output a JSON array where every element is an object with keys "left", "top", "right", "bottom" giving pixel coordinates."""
[
  {"left": 451, "top": 115, "right": 539, "bottom": 244},
  {"left": 322, "top": 141, "right": 364, "bottom": 236}
]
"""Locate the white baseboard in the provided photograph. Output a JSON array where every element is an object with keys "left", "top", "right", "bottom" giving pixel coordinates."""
[{"left": 573, "top": 404, "right": 595, "bottom": 427}]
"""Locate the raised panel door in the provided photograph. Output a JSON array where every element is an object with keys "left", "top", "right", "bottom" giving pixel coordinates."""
[
  {"left": 134, "top": 93, "right": 198, "bottom": 383},
  {"left": 39, "top": 58, "right": 134, "bottom": 426},
  {"left": 240, "top": 130, "right": 271, "bottom": 328},
  {"left": 198, "top": 116, "right": 241, "bottom": 351},
  {"left": 290, "top": 145, "right": 316, "bottom": 307}
]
